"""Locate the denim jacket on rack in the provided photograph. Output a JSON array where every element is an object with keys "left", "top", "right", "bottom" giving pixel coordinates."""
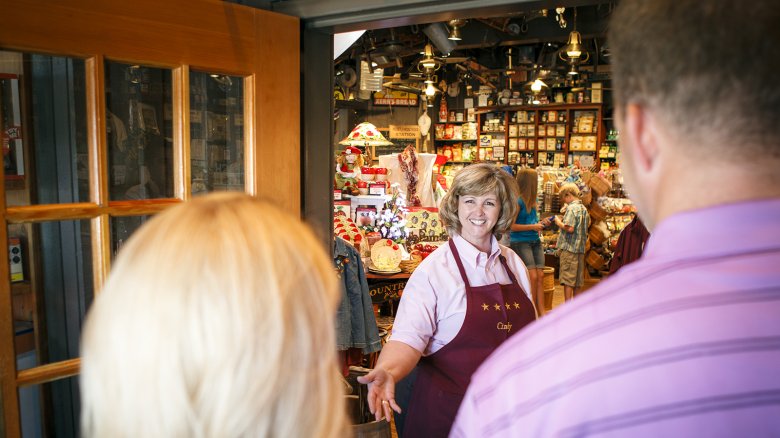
[{"left": 333, "top": 237, "right": 382, "bottom": 353}]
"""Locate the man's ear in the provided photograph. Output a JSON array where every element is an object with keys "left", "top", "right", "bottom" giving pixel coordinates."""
[{"left": 624, "top": 103, "right": 660, "bottom": 172}]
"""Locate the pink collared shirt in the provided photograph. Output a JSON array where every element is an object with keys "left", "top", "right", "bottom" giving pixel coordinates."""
[
  {"left": 390, "top": 234, "right": 532, "bottom": 356},
  {"left": 452, "top": 198, "right": 780, "bottom": 437}
]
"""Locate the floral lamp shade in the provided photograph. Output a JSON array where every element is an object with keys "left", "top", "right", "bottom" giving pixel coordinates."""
[{"left": 339, "top": 122, "right": 394, "bottom": 147}]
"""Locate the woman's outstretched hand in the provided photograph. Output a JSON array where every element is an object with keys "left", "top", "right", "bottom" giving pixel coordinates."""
[{"left": 357, "top": 368, "right": 403, "bottom": 421}]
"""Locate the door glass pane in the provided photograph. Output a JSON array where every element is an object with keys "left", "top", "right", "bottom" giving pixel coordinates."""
[
  {"left": 105, "top": 61, "right": 173, "bottom": 200},
  {"left": 110, "top": 215, "right": 152, "bottom": 258},
  {"left": 1, "top": 50, "right": 88, "bottom": 205},
  {"left": 17, "top": 375, "right": 79, "bottom": 438},
  {"left": 189, "top": 71, "right": 244, "bottom": 194},
  {"left": 10, "top": 220, "right": 93, "bottom": 364}
]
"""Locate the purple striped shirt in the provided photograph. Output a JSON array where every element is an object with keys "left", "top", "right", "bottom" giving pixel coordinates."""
[{"left": 452, "top": 198, "right": 780, "bottom": 437}]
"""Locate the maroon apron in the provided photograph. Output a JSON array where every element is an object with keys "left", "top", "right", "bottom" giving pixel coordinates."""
[{"left": 402, "top": 240, "right": 536, "bottom": 437}]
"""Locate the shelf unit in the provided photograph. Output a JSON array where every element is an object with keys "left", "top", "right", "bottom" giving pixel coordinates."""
[
  {"left": 432, "top": 108, "right": 479, "bottom": 162},
  {"left": 433, "top": 103, "right": 604, "bottom": 169}
]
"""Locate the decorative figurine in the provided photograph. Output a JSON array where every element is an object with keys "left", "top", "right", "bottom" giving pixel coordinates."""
[{"left": 335, "top": 145, "right": 364, "bottom": 196}]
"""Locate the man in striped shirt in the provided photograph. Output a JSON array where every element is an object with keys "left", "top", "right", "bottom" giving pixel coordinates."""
[{"left": 451, "top": 0, "right": 780, "bottom": 436}]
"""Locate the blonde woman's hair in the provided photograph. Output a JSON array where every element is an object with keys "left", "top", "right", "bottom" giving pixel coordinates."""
[
  {"left": 515, "top": 168, "right": 539, "bottom": 211},
  {"left": 80, "top": 193, "right": 348, "bottom": 438},
  {"left": 558, "top": 182, "right": 581, "bottom": 199},
  {"left": 439, "top": 163, "right": 520, "bottom": 240}
]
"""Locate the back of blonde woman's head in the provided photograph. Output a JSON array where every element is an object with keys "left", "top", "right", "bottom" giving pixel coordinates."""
[{"left": 80, "top": 193, "right": 347, "bottom": 438}]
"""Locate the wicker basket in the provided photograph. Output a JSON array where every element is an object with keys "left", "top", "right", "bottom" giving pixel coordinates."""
[
  {"left": 586, "top": 250, "right": 607, "bottom": 270},
  {"left": 588, "top": 222, "right": 608, "bottom": 245},
  {"left": 399, "top": 259, "right": 421, "bottom": 274},
  {"left": 588, "top": 202, "right": 607, "bottom": 222},
  {"left": 588, "top": 175, "right": 612, "bottom": 197},
  {"left": 542, "top": 266, "right": 555, "bottom": 310},
  {"left": 582, "top": 189, "right": 593, "bottom": 207}
]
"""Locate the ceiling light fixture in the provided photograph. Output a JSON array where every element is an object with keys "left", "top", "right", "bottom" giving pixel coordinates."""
[
  {"left": 425, "top": 81, "right": 439, "bottom": 96},
  {"left": 559, "top": 8, "right": 590, "bottom": 69},
  {"left": 419, "top": 43, "right": 441, "bottom": 70},
  {"left": 530, "top": 79, "right": 547, "bottom": 93},
  {"left": 447, "top": 19, "right": 467, "bottom": 41}
]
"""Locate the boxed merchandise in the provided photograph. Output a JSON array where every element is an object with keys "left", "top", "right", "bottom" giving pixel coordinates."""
[
  {"left": 577, "top": 115, "right": 595, "bottom": 133},
  {"left": 583, "top": 136, "right": 598, "bottom": 151},
  {"left": 570, "top": 135, "right": 584, "bottom": 151},
  {"left": 405, "top": 207, "right": 446, "bottom": 240}
]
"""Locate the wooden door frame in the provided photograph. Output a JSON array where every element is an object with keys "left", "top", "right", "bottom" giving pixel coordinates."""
[{"left": 0, "top": 1, "right": 300, "bottom": 436}]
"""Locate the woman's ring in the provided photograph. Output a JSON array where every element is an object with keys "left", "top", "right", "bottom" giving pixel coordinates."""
[{"left": 382, "top": 400, "right": 389, "bottom": 405}]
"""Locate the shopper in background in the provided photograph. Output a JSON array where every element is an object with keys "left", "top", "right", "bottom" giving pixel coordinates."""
[
  {"left": 80, "top": 193, "right": 347, "bottom": 438},
  {"left": 358, "top": 164, "right": 535, "bottom": 437},
  {"left": 553, "top": 183, "right": 590, "bottom": 302},
  {"left": 452, "top": 0, "right": 780, "bottom": 436},
  {"left": 510, "top": 168, "right": 547, "bottom": 316}
]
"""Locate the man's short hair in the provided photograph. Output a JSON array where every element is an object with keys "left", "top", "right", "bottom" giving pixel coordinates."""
[{"left": 608, "top": 0, "right": 780, "bottom": 158}]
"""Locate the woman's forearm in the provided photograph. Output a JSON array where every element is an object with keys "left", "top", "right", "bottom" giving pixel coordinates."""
[{"left": 374, "top": 340, "right": 423, "bottom": 382}]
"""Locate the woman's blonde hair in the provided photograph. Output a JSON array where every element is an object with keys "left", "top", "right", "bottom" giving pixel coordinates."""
[
  {"left": 439, "top": 164, "right": 519, "bottom": 240},
  {"left": 515, "top": 168, "right": 539, "bottom": 211},
  {"left": 80, "top": 193, "right": 347, "bottom": 438}
]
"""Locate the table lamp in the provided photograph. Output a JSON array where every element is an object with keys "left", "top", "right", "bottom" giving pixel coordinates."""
[{"left": 339, "top": 122, "right": 393, "bottom": 161}]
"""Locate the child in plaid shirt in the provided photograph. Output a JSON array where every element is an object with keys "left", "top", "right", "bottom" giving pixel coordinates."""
[{"left": 554, "top": 183, "right": 590, "bottom": 301}]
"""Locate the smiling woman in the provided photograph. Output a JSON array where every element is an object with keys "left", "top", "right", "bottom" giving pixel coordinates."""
[
  {"left": 457, "top": 194, "right": 501, "bottom": 252},
  {"left": 357, "top": 163, "right": 536, "bottom": 437},
  {"left": 438, "top": 163, "right": 520, "bottom": 243}
]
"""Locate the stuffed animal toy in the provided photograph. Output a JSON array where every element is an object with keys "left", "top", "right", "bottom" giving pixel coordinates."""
[{"left": 335, "top": 145, "right": 364, "bottom": 196}]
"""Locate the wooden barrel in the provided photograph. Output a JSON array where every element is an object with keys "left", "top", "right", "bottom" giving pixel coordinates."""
[{"left": 542, "top": 266, "right": 555, "bottom": 310}]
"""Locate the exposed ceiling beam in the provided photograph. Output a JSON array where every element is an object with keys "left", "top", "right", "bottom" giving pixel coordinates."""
[{"left": 268, "top": 0, "right": 605, "bottom": 32}]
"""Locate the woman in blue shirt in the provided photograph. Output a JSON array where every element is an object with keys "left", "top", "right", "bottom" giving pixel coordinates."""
[{"left": 510, "top": 168, "right": 547, "bottom": 316}]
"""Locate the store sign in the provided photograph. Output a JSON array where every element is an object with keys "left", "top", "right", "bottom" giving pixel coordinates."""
[
  {"left": 373, "top": 90, "right": 418, "bottom": 106},
  {"left": 369, "top": 280, "right": 407, "bottom": 303},
  {"left": 389, "top": 124, "right": 420, "bottom": 140}
]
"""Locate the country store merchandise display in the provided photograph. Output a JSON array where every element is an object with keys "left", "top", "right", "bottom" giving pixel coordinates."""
[
  {"left": 536, "top": 166, "right": 636, "bottom": 277},
  {"left": 334, "top": 153, "right": 634, "bottom": 281}
]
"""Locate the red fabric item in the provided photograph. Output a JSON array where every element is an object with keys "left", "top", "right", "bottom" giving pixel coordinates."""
[
  {"left": 339, "top": 348, "right": 365, "bottom": 377},
  {"left": 609, "top": 215, "right": 650, "bottom": 274}
]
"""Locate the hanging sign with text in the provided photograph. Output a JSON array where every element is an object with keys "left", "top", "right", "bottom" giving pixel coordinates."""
[
  {"left": 373, "top": 90, "right": 418, "bottom": 106},
  {"left": 389, "top": 125, "right": 420, "bottom": 140}
]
